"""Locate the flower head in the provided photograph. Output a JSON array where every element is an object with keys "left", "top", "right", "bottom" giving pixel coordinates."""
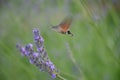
[{"left": 16, "top": 28, "right": 58, "bottom": 79}]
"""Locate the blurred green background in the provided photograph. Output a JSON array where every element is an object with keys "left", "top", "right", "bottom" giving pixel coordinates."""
[{"left": 0, "top": 0, "right": 120, "bottom": 80}]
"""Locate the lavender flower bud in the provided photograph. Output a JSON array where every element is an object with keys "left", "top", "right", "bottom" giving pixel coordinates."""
[
  {"left": 51, "top": 73, "right": 56, "bottom": 79},
  {"left": 33, "top": 52, "right": 39, "bottom": 57},
  {"left": 25, "top": 44, "right": 33, "bottom": 56},
  {"left": 29, "top": 59, "right": 34, "bottom": 64},
  {"left": 16, "top": 44, "right": 26, "bottom": 56}
]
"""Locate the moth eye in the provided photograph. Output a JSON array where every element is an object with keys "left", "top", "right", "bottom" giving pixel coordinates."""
[{"left": 67, "top": 31, "right": 71, "bottom": 34}]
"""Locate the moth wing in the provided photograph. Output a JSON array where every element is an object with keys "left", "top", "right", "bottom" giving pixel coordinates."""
[
  {"left": 52, "top": 25, "right": 62, "bottom": 32},
  {"left": 59, "top": 17, "right": 72, "bottom": 32}
]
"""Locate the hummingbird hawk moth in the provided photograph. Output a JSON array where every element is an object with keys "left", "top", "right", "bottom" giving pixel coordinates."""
[{"left": 51, "top": 17, "right": 73, "bottom": 36}]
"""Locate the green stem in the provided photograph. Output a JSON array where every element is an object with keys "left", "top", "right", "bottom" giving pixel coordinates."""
[{"left": 57, "top": 74, "right": 67, "bottom": 80}]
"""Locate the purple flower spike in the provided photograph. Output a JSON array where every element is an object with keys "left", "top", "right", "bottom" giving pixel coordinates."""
[{"left": 16, "top": 28, "right": 58, "bottom": 79}]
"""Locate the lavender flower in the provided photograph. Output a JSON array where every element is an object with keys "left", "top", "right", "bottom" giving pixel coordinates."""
[{"left": 16, "top": 28, "right": 58, "bottom": 79}]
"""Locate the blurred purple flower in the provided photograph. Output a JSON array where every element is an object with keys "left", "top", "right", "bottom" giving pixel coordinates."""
[
  {"left": 16, "top": 28, "right": 58, "bottom": 79},
  {"left": 51, "top": 73, "right": 57, "bottom": 79},
  {"left": 33, "top": 52, "right": 39, "bottom": 57},
  {"left": 29, "top": 59, "right": 34, "bottom": 64}
]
